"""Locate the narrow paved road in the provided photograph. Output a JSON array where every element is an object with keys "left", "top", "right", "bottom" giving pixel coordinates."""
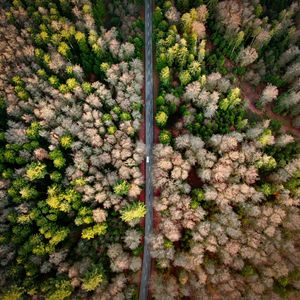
[{"left": 139, "top": 0, "right": 153, "bottom": 299}]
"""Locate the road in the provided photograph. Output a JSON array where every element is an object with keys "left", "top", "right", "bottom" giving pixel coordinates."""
[{"left": 139, "top": 0, "right": 154, "bottom": 299}]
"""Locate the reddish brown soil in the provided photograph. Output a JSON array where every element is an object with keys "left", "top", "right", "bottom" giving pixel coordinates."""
[
  {"left": 187, "top": 167, "right": 203, "bottom": 189},
  {"left": 172, "top": 79, "right": 180, "bottom": 88},
  {"left": 205, "top": 40, "right": 214, "bottom": 53},
  {"left": 138, "top": 63, "right": 146, "bottom": 205},
  {"left": 169, "top": 125, "right": 182, "bottom": 138},
  {"left": 240, "top": 81, "right": 265, "bottom": 115},
  {"left": 168, "top": 117, "right": 190, "bottom": 138},
  {"left": 153, "top": 124, "right": 160, "bottom": 144},
  {"left": 240, "top": 81, "right": 300, "bottom": 137},
  {"left": 88, "top": 73, "right": 97, "bottom": 83},
  {"left": 153, "top": 209, "right": 161, "bottom": 231},
  {"left": 224, "top": 57, "right": 235, "bottom": 70}
]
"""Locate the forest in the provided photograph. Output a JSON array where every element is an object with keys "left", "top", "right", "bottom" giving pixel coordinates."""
[{"left": 0, "top": 0, "right": 300, "bottom": 299}]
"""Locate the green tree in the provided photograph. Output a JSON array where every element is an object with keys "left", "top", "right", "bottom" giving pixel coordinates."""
[
  {"left": 160, "top": 66, "right": 171, "bottom": 87},
  {"left": 75, "top": 31, "right": 89, "bottom": 53},
  {"left": 155, "top": 111, "right": 168, "bottom": 128},
  {"left": 113, "top": 180, "right": 130, "bottom": 196},
  {"left": 179, "top": 70, "right": 192, "bottom": 85},
  {"left": 157, "top": 53, "right": 167, "bottom": 71},
  {"left": 81, "top": 223, "right": 107, "bottom": 239},
  {"left": 26, "top": 162, "right": 47, "bottom": 181},
  {"left": 43, "top": 278, "right": 73, "bottom": 300},
  {"left": 49, "top": 149, "right": 66, "bottom": 169},
  {"left": 153, "top": 7, "right": 163, "bottom": 26},
  {"left": 60, "top": 135, "right": 73, "bottom": 149},
  {"left": 1, "top": 286, "right": 23, "bottom": 300},
  {"left": 82, "top": 266, "right": 104, "bottom": 291},
  {"left": 159, "top": 130, "right": 172, "bottom": 144},
  {"left": 58, "top": 42, "right": 71, "bottom": 58},
  {"left": 120, "top": 202, "right": 146, "bottom": 223},
  {"left": 156, "top": 95, "right": 166, "bottom": 107},
  {"left": 181, "top": 12, "right": 193, "bottom": 32},
  {"left": 92, "top": 0, "right": 105, "bottom": 31},
  {"left": 191, "top": 188, "right": 205, "bottom": 208}
]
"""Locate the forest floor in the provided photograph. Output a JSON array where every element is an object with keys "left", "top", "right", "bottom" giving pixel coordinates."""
[
  {"left": 240, "top": 81, "right": 300, "bottom": 137},
  {"left": 187, "top": 167, "right": 203, "bottom": 189}
]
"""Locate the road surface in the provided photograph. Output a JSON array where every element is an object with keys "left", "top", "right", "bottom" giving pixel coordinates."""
[{"left": 139, "top": 0, "right": 154, "bottom": 299}]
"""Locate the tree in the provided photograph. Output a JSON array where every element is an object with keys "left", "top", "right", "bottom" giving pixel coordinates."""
[
  {"left": 259, "top": 84, "right": 278, "bottom": 107},
  {"left": 165, "top": 6, "right": 180, "bottom": 24},
  {"left": 82, "top": 266, "right": 104, "bottom": 291},
  {"left": 237, "top": 46, "right": 258, "bottom": 66},
  {"left": 159, "top": 130, "right": 172, "bottom": 145},
  {"left": 1, "top": 286, "right": 23, "bottom": 300},
  {"left": 43, "top": 279, "right": 73, "bottom": 300},
  {"left": 49, "top": 149, "right": 66, "bottom": 169},
  {"left": 92, "top": 0, "right": 105, "bottom": 30},
  {"left": 160, "top": 66, "right": 171, "bottom": 87},
  {"left": 181, "top": 12, "right": 194, "bottom": 32},
  {"left": 60, "top": 135, "right": 73, "bottom": 149},
  {"left": 81, "top": 223, "right": 107, "bottom": 239},
  {"left": 188, "top": 61, "right": 201, "bottom": 78},
  {"left": 58, "top": 42, "right": 71, "bottom": 58},
  {"left": 192, "top": 21, "right": 206, "bottom": 39},
  {"left": 154, "top": 7, "right": 164, "bottom": 26},
  {"left": 113, "top": 180, "right": 130, "bottom": 196},
  {"left": 179, "top": 70, "right": 192, "bottom": 86},
  {"left": 155, "top": 111, "right": 168, "bottom": 128},
  {"left": 120, "top": 202, "right": 146, "bottom": 224},
  {"left": 26, "top": 162, "right": 47, "bottom": 181},
  {"left": 191, "top": 188, "right": 205, "bottom": 208}
]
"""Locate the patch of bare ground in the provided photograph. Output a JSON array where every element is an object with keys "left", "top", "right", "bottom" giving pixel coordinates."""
[
  {"left": 240, "top": 81, "right": 300, "bottom": 137},
  {"left": 205, "top": 39, "right": 214, "bottom": 53},
  {"left": 168, "top": 118, "right": 188, "bottom": 138},
  {"left": 224, "top": 57, "right": 235, "bottom": 71},
  {"left": 187, "top": 167, "right": 203, "bottom": 189},
  {"left": 240, "top": 81, "right": 265, "bottom": 115},
  {"left": 88, "top": 73, "right": 97, "bottom": 83}
]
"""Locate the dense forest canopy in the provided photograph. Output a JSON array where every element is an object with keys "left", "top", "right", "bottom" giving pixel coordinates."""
[
  {"left": 0, "top": 0, "right": 145, "bottom": 299},
  {"left": 151, "top": 0, "right": 300, "bottom": 299},
  {"left": 0, "top": 0, "right": 300, "bottom": 299}
]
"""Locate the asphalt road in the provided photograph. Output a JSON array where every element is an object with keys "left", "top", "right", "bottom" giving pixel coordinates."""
[{"left": 139, "top": 0, "right": 153, "bottom": 299}]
